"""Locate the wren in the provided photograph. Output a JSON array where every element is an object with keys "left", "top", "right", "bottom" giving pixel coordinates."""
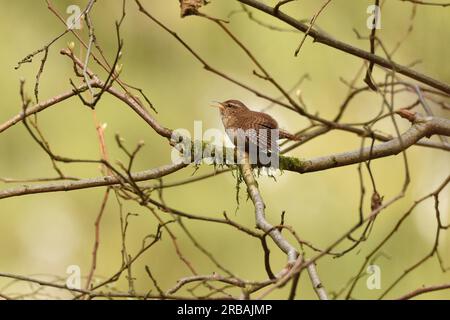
[{"left": 212, "top": 100, "right": 299, "bottom": 160}]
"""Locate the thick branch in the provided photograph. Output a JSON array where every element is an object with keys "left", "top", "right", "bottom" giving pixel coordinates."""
[
  {"left": 239, "top": 151, "right": 328, "bottom": 300},
  {"left": 2, "top": 112, "right": 448, "bottom": 199},
  {"left": 306, "top": 262, "right": 328, "bottom": 300},
  {"left": 280, "top": 112, "right": 450, "bottom": 173},
  {"left": 239, "top": 152, "right": 298, "bottom": 264},
  {"left": 0, "top": 162, "right": 186, "bottom": 200}
]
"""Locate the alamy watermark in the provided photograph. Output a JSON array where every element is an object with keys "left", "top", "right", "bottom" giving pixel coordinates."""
[
  {"left": 171, "top": 121, "right": 281, "bottom": 169},
  {"left": 366, "top": 264, "right": 381, "bottom": 290},
  {"left": 66, "top": 5, "right": 82, "bottom": 30},
  {"left": 66, "top": 265, "right": 81, "bottom": 290},
  {"left": 367, "top": 5, "right": 382, "bottom": 30}
]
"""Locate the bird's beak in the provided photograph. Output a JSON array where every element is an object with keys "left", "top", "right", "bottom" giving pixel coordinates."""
[{"left": 210, "top": 101, "right": 225, "bottom": 110}]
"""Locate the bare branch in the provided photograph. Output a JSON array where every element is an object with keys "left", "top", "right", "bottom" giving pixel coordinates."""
[{"left": 238, "top": 0, "right": 450, "bottom": 94}]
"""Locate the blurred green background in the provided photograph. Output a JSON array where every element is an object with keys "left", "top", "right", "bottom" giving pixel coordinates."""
[{"left": 0, "top": 0, "right": 449, "bottom": 299}]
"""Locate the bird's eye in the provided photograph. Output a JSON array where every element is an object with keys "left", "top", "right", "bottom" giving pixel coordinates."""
[{"left": 227, "top": 103, "right": 237, "bottom": 108}]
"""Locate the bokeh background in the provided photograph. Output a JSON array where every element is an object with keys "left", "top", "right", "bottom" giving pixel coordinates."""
[{"left": 0, "top": 0, "right": 448, "bottom": 299}]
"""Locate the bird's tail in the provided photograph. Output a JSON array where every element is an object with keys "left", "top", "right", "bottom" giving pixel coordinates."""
[{"left": 279, "top": 129, "right": 301, "bottom": 141}]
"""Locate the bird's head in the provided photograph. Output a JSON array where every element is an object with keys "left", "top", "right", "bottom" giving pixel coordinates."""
[{"left": 212, "top": 99, "right": 249, "bottom": 116}]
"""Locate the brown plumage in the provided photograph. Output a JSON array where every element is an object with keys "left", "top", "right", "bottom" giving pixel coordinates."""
[{"left": 214, "top": 99, "right": 300, "bottom": 154}]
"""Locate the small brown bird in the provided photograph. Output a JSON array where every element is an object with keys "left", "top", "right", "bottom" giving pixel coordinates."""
[{"left": 212, "top": 99, "right": 300, "bottom": 154}]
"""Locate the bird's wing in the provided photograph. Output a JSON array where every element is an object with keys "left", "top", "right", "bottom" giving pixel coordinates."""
[
  {"left": 246, "top": 111, "right": 279, "bottom": 130},
  {"left": 241, "top": 111, "right": 279, "bottom": 153}
]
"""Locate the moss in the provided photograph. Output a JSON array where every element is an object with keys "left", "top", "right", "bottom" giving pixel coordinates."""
[
  {"left": 190, "top": 141, "right": 306, "bottom": 173},
  {"left": 279, "top": 155, "right": 306, "bottom": 173}
]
